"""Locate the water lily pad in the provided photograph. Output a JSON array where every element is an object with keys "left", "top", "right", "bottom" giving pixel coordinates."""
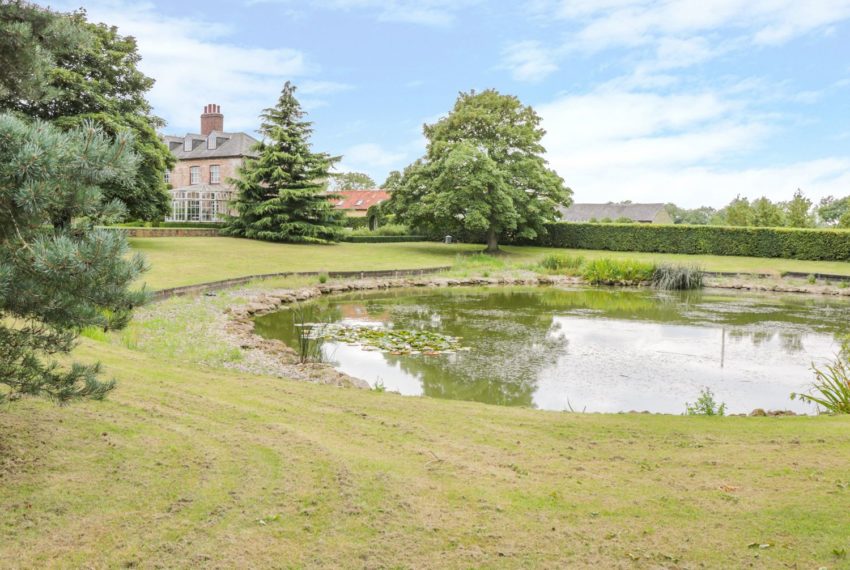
[{"left": 309, "top": 323, "right": 466, "bottom": 355}]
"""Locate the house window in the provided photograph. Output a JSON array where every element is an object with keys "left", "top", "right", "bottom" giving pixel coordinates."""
[
  {"left": 164, "top": 169, "right": 170, "bottom": 184},
  {"left": 190, "top": 166, "right": 200, "bottom": 185},
  {"left": 354, "top": 199, "right": 364, "bottom": 206},
  {"left": 187, "top": 191, "right": 200, "bottom": 221},
  {"left": 210, "top": 164, "right": 220, "bottom": 184}
]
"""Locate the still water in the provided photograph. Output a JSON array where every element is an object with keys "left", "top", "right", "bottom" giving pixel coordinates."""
[{"left": 253, "top": 287, "right": 850, "bottom": 413}]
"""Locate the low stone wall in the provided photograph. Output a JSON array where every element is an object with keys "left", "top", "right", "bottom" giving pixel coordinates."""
[
  {"left": 121, "top": 228, "right": 221, "bottom": 238},
  {"left": 152, "top": 267, "right": 453, "bottom": 301}
]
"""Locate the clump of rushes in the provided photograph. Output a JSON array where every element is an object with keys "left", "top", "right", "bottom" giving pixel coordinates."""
[
  {"left": 539, "top": 254, "right": 585, "bottom": 275},
  {"left": 318, "top": 273, "right": 329, "bottom": 284},
  {"left": 652, "top": 264, "right": 704, "bottom": 290},
  {"left": 581, "top": 258, "right": 655, "bottom": 285},
  {"left": 292, "top": 305, "right": 326, "bottom": 364}
]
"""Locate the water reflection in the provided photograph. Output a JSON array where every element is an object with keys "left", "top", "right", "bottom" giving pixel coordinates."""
[{"left": 253, "top": 287, "right": 850, "bottom": 413}]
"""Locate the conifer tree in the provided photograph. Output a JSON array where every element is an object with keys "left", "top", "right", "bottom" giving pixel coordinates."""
[
  {"left": 223, "top": 82, "right": 345, "bottom": 243},
  {"left": 0, "top": 113, "right": 147, "bottom": 404}
]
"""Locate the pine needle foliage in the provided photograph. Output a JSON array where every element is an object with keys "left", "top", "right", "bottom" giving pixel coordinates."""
[
  {"left": 222, "top": 82, "right": 345, "bottom": 244},
  {"left": 0, "top": 113, "right": 148, "bottom": 404}
]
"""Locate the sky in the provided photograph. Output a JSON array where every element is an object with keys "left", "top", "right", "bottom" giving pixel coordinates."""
[{"left": 49, "top": 0, "right": 850, "bottom": 207}]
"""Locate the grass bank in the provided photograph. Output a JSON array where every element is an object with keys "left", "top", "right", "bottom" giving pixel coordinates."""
[
  {"left": 3, "top": 338, "right": 850, "bottom": 567},
  {"left": 130, "top": 237, "right": 850, "bottom": 290}
]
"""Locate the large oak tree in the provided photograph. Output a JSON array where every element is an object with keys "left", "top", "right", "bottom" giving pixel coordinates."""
[
  {"left": 0, "top": 2, "right": 173, "bottom": 221},
  {"left": 383, "top": 89, "right": 571, "bottom": 253}
]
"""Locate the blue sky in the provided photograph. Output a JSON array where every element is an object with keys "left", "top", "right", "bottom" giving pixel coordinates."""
[{"left": 52, "top": 0, "right": 850, "bottom": 207}]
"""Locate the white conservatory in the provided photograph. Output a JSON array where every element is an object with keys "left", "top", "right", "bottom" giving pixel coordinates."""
[{"left": 165, "top": 184, "right": 233, "bottom": 223}]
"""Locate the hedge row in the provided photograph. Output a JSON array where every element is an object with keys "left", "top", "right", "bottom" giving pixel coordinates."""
[
  {"left": 344, "top": 217, "right": 371, "bottom": 229},
  {"left": 534, "top": 223, "right": 850, "bottom": 262},
  {"left": 341, "top": 235, "right": 428, "bottom": 243}
]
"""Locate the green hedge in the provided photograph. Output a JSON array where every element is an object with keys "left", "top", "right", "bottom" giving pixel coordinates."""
[
  {"left": 533, "top": 223, "right": 850, "bottom": 262},
  {"left": 344, "top": 217, "right": 371, "bottom": 229},
  {"left": 341, "top": 235, "right": 428, "bottom": 243}
]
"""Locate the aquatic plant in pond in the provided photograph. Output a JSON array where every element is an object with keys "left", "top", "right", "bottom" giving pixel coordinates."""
[
  {"left": 538, "top": 254, "right": 585, "bottom": 275},
  {"left": 581, "top": 258, "right": 655, "bottom": 285},
  {"left": 652, "top": 264, "right": 704, "bottom": 291},
  {"left": 315, "top": 323, "right": 465, "bottom": 355},
  {"left": 292, "top": 304, "right": 326, "bottom": 364}
]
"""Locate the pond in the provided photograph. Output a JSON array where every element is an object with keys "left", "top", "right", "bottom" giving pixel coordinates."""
[{"left": 253, "top": 286, "right": 850, "bottom": 414}]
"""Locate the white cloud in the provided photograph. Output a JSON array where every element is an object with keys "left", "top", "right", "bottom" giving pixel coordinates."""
[
  {"left": 246, "top": 0, "right": 478, "bottom": 26},
  {"left": 502, "top": 41, "right": 559, "bottom": 82},
  {"left": 559, "top": 160, "right": 850, "bottom": 208},
  {"left": 521, "top": 0, "right": 850, "bottom": 88},
  {"left": 544, "top": 0, "right": 850, "bottom": 51},
  {"left": 51, "top": 0, "right": 318, "bottom": 134},
  {"left": 538, "top": 87, "right": 850, "bottom": 206},
  {"left": 336, "top": 143, "right": 409, "bottom": 179},
  {"left": 298, "top": 80, "right": 355, "bottom": 95}
]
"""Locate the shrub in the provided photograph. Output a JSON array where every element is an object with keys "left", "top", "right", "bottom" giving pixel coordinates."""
[
  {"left": 539, "top": 253, "right": 585, "bottom": 274},
  {"left": 348, "top": 223, "right": 410, "bottom": 237},
  {"left": 807, "top": 274, "right": 817, "bottom": 284},
  {"left": 318, "top": 273, "right": 328, "bottom": 284},
  {"left": 343, "top": 216, "right": 370, "bottom": 229},
  {"left": 652, "top": 264, "right": 704, "bottom": 290},
  {"left": 531, "top": 222, "right": 850, "bottom": 262},
  {"left": 581, "top": 258, "right": 655, "bottom": 285},
  {"left": 685, "top": 388, "right": 727, "bottom": 416},
  {"left": 792, "top": 359, "right": 850, "bottom": 414},
  {"left": 341, "top": 235, "right": 427, "bottom": 243}
]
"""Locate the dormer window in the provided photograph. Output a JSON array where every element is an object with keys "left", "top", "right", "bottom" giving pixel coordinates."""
[
  {"left": 354, "top": 199, "right": 364, "bottom": 206},
  {"left": 207, "top": 133, "right": 217, "bottom": 150},
  {"left": 183, "top": 136, "right": 192, "bottom": 152}
]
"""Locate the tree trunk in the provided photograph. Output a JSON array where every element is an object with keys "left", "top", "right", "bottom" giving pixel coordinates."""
[{"left": 485, "top": 227, "right": 500, "bottom": 254}]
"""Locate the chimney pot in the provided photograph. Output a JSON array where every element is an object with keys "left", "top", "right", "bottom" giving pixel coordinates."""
[{"left": 200, "top": 103, "right": 223, "bottom": 135}]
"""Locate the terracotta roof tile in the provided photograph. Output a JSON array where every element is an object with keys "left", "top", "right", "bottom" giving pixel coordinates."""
[{"left": 332, "top": 190, "right": 390, "bottom": 211}]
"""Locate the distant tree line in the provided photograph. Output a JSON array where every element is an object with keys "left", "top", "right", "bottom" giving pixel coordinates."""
[{"left": 665, "top": 189, "right": 850, "bottom": 229}]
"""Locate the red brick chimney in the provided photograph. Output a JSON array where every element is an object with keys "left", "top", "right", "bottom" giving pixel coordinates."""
[{"left": 200, "top": 104, "right": 223, "bottom": 135}]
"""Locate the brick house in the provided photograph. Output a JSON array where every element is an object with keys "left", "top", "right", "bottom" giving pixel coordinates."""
[
  {"left": 161, "top": 105, "right": 258, "bottom": 222},
  {"left": 332, "top": 189, "right": 391, "bottom": 229}
]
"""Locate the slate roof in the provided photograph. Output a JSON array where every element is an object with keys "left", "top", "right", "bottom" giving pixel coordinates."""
[
  {"left": 162, "top": 131, "right": 259, "bottom": 160},
  {"left": 557, "top": 203, "right": 668, "bottom": 223},
  {"left": 332, "top": 190, "right": 390, "bottom": 211}
]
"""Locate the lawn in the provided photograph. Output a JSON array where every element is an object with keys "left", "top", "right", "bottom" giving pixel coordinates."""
[
  {"left": 131, "top": 237, "right": 850, "bottom": 290},
  {"left": 2, "top": 338, "right": 850, "bottom": 568},
  {"left": 4, "top": 238, "right": 850, "bottom": 567}
]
